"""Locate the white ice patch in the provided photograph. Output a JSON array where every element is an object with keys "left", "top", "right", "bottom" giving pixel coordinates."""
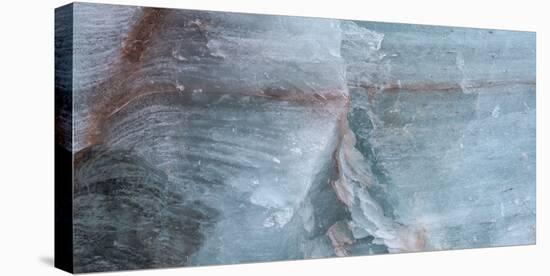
[
  {"left": 263, "top": 208, "right": 294, "bottom": 228},
  {"left": 340, "top": 22, "right": 388, "bottom": 88},
  {"left": 456, "top": 52, "right": 473, "bottom": 94},
  {"left": 492, "top": 105, "right": 501, "bottom": 118},
  {"left": 290, "top": 147, "right": 302, "bottom": 155}
]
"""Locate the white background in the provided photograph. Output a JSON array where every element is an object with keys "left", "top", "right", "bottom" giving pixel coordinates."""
[{"left": 0, "top": 0, "right": 547, "bottom": 275}]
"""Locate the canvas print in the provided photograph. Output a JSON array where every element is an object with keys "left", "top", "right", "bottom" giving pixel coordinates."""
[{"left": 55, "top": 2, "right": 536, "bottom": 273}]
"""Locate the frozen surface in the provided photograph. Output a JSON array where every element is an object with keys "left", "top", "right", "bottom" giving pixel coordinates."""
[{"left": 56, "top": 3, "right": 535, "bottom": 273}]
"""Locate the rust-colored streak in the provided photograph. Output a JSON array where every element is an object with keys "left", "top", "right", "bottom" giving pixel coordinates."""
[
  {"left": 84, "top": 8, "right": 170, "bottom": 147},
  {"left": 121, "top": 8, "right": 169, "bottom": 63},
  {"left": 359, "top": 79, "right": 535, "bottom": 93}
]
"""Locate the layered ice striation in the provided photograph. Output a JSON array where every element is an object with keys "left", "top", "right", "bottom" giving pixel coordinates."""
[
  {"left": 345, "top": 23, "right": 535, "bottom": 251},
  {"left": 60, "top": 3, "right": 536, "bottom": 273}
]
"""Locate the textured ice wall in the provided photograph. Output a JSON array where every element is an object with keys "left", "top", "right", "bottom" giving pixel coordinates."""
[
  {"left": 71, "top": 4, "right": 352, "bottom": 271},
  {"left": 62, "top": 3, "right": 536, "bottom": 272},
  {"left": 344, "top": 23, "right": 535, "bottom": 251}
]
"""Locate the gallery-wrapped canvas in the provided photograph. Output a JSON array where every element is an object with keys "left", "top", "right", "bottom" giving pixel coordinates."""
[{"left": 55, "top": 2, "right": 536, "bottom": 273}]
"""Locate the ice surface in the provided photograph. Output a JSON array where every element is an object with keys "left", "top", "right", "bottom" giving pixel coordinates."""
[
  {"left": 345, "top": 23, "right": 535, "bottom": 251},
  {"left": 59, "top": 3, "right": 536, "bottom": 272}
]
